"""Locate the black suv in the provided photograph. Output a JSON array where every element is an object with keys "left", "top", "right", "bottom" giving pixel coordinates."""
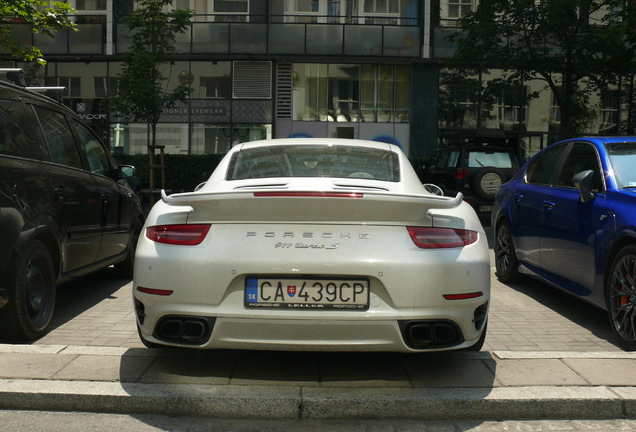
[
  {"left": 422, "top": 145, "right": 519, "bottom": 218},
  {"left": 0, "top": 79, "right": 144, "bottom": 341}
]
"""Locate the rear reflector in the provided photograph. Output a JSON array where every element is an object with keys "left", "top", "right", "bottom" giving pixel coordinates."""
[
  {"left": 407, "top": 227, "right": 478, "bottom": 249},
  {"left": 443, "top": 292, "right": 483, "bottom": 300},
  {"left": 254, "top": 192, "right": 363, "bottom": 198},
  {"left": 146, "top": 224, "right": 211, "bottom": 245},
  {"left": 137, "top": 287, "right": 174, "bottom": 296}
]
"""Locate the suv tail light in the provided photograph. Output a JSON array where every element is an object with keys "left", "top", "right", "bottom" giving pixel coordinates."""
[
  {"left": 407, "top": 227, "right": 478, "bottom": 249},
  {"left": 454, "top": 168, "right": 468, "bottom": 179},
  {"left": 146, "top": 224, "right": 211, "bottom": 245}
]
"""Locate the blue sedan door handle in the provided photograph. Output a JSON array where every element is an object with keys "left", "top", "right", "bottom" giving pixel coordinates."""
[
  {"left": 514, "top": 193, "right": 523, "bottom": 202},
  {"left": 543, "top": 200, "right": 555, "bottom": 210}
]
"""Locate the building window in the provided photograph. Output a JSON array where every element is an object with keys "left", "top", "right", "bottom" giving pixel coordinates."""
[
  {"left": 600, "top": 89, "right": 619, "bottom": 134},
  {"left": 329, "top": 64, "right": 360, "bottom": 122},
  {"left": 191, "top": 62, "right": 232, "bottom": 99},
  {"left": 73, "top": 0, "right": 106, "bottom": 11},
  {"left": 45, "top": 76, "right": 81, "bottom": 98},
  {"left": 446, "top": 0, "right": 475, "bottom": 19},
  {"left": 292, "top": 63, "right": 329, "bottom": 120},
  {"left": 550, "top": 87, "right": 562, "bottom": 131},
  {"left": 282, "top": 0, "right": 346, "bottom": 23},
  {"left": 211, "top": 0, "right": 249, "bottom": 22},
  {"left": 362, "top": 0, "right": 399, "bottom": 24},
  {"left": 292, "top": 63, "right": 409, "bottom": 123},
  {"left": 498, "top": 85, "right": 527, "bottom": 129},
  {"left": 439, "top": 84, "right": 478, "bottom": 129},
  {"left": 94, "top": 77, "right": 118, "bottom": 98}
]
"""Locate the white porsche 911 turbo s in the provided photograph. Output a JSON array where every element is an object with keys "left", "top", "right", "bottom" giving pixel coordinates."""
[{"left": 133, "top": 138, "right": 490, "bottom": 352}]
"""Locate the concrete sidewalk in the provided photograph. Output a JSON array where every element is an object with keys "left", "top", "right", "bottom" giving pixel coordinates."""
[{"left": 1, "top": 344, "right": 636, "bottom": 420}]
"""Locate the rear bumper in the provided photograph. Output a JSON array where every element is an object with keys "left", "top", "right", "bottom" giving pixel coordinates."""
[
  {"left": 133, "top": 222, "right": 490, "bottom": 352},
  {"left": 136, "top": 314, "right": 488, "bottom": 353}
]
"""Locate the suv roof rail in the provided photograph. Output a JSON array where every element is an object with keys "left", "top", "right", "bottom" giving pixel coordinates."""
[
  {"left": 0, "top": 68, "right": 26, "bottom": 86},
  {"left": 25, "top": 86, "right": 67, "bottom": 103},
  {"left": 25, "top": 86, "right": 67, "bottom": 92}
]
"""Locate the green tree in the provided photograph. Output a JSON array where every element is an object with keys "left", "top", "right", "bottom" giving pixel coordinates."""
[
  {"left": 1, "top": 0, "right": 76, "bottom": 65},
  {"left": 110, "top": 0, "right": 193, "bottom": 155},
  {"left": 447, "top": 0, "right": 636, "bottom": 139}
]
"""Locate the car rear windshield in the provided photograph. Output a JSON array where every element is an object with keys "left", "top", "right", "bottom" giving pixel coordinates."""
[
  {"left": 226, "top": 145, "right": 400, "bottom": 182},
  {"left": 606, "top": 142, "right": 636, "bottom": 188},
  {"left": 467, "top": 151, "right": 514, "bottom": 169}
]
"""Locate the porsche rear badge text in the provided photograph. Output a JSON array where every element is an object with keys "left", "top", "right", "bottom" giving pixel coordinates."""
[
  {"left": 274, "top": 242, "right": 339, "bottom": 249},
  {"left": 246, "top": 231, "right": 370, "bottom": 250},
  {"left": 246, "top": 231, "right": 370, "bottom": 239}
]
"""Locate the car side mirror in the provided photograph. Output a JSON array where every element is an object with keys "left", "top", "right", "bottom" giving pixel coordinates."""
[
  {"left": 423, "top": 183, "right": 444, "bottom": 196},
  {"left": 119, "top": 164, "right": 135, "bottom": 179},
  {"left": 572, "top": 170, "right": 595, "bottom": 203}
]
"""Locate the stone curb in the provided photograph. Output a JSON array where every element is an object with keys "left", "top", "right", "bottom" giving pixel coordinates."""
[{"left": 0, "top": 379, "right": 631, "bottom": 420}]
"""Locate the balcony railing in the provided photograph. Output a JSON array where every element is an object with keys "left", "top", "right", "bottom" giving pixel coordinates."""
[
  {"left": 0, "top": 18, "right": 106, "bottom": 56},
  {"left": 116, "top": 14, "right": 422, "bottom": 58}
]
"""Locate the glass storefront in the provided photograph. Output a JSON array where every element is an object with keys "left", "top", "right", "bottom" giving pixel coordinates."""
[
  {"left": 25, "top": 59, "right": 411, "bottom": 156},
  {"left": 292, "top": 63, "right": 410, "bottom": 124}
]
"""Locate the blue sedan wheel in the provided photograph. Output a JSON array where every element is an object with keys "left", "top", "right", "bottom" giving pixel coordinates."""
[
  {"left": 494, "top": 221, "right": 520, "bottom": 283},
  {"left": 607, "top": 246, "right": 636, "bottom": 351}
]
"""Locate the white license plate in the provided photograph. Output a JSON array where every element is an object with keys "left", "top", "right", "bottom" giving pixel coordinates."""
[{"left": 245, "top": 277, "right": 369, "bottom": 310}]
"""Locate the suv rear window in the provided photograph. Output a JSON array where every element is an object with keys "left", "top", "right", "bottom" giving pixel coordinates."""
[
  {"left": 0, "top": 100, "right": 47, "bottom": 160},
  {"left": 466, "top": 151, "right": 514, "bottom": 169}
]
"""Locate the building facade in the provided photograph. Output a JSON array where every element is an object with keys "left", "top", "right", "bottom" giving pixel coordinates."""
[{"left": 1, "top": 0, "right": 633, "bottom": 161}]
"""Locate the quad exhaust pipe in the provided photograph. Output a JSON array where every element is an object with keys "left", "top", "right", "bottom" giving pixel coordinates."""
[
  {"left": 154, "top": 316, "right": 214, "bottom": 345},
  {"left": 400, "top": 320, "right": 463, "bottom": 348}
]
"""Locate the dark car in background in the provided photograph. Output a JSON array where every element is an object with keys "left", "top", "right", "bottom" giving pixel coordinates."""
[
  {"left": 491, "top": 136, "right": 636, "bottom": 350},
  {"left": 421, "top": 145, "right": 519, "bottom": 219},
  {"left": 0, "top": 78, "right": 145, "bottom": 341}
]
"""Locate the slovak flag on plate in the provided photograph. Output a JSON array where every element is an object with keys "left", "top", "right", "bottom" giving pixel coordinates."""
[{"left": 287, "top": 285, "right": 297, "bottom": 297}]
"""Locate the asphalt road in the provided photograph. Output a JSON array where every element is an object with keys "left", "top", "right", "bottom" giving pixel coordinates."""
[{"left": 3, "top": 411, "right": 636, "bottom": 432}]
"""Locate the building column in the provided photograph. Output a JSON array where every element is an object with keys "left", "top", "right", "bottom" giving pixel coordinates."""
[{"left": 410, "top": 62, "right": 439, "bottom": 157}]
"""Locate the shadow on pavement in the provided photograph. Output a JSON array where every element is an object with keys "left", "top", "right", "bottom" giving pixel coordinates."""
[
  {"left": 504, "top": 276, "right": 617, "bottom": 349},
  {"left": 47, "top": 267, "right": 131, "bottom": 332},
  {"left": 119, "top": 348, "right": 497, "bottom": 425}
]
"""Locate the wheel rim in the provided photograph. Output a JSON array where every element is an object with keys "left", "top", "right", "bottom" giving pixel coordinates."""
[
  {"left": 609, "top": 254, "right": 636, "bottom": 344},
  {"left": 495, "top": 225, "right": 512, "bottom": 276},
  {"left": 24, "top": 254, "right": 52, "bottom": 327}
]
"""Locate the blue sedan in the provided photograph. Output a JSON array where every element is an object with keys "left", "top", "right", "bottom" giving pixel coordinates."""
[{"left": 491, "top": 136, "right": 636, "bottom": 350}]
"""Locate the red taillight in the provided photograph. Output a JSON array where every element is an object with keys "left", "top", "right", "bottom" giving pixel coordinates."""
[
  {"left": 253, "top": 192, "right": 363, "bottom": 198},
  {"left": 137, "top": 286, "right": 174, "bottom": 296},
  {"left": 454, "top": 168, "right": 468, "bottom": 179},
  {"left": 407, "top": 227, "right": 478, "bottom": 249},
  {"left": 146, "top": 224, "right": 211, "bottom": 245}
]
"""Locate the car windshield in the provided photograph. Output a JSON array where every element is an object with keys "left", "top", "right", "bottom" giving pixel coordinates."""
[
  {"left": 226, "top": 144, "right": 400, "bottom": 182},
  {"left": 606, "top": 142, "right": 636, "bottom": 188}
]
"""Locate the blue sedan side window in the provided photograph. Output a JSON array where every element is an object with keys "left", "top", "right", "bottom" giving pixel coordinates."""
[
  {"left": 556, "top": 143, "right": 603, "bottom": 191},
  {"left": 525, "top": 145, "right": 567, "bottom": 185}
]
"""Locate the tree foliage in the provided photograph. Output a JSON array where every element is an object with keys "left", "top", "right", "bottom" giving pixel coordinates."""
[
  {"left": 447, "top": 0, "right": 636, "bottom": 139},
  {"left": 110, "top": 0, "right": 193, "bottom": 148},
  {"left": 0, "top": 0, "right": 76, "bottom": 65}
]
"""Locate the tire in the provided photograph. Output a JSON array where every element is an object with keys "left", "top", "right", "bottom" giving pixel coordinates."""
[
  {"left": 606, "top": 245, "right": 636, "bottom": 351},
  {"left": 494, "top": 220, "right": 521, "bottom": 283},
  {"left": 114, "top": 219, "right": 142, "bottom": 278},
  {"left": 0, "top": 240, "right": 56, "bottom": 341},
  {"left": 473, "top": 168, "right": 505, "bottom": 200}
]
